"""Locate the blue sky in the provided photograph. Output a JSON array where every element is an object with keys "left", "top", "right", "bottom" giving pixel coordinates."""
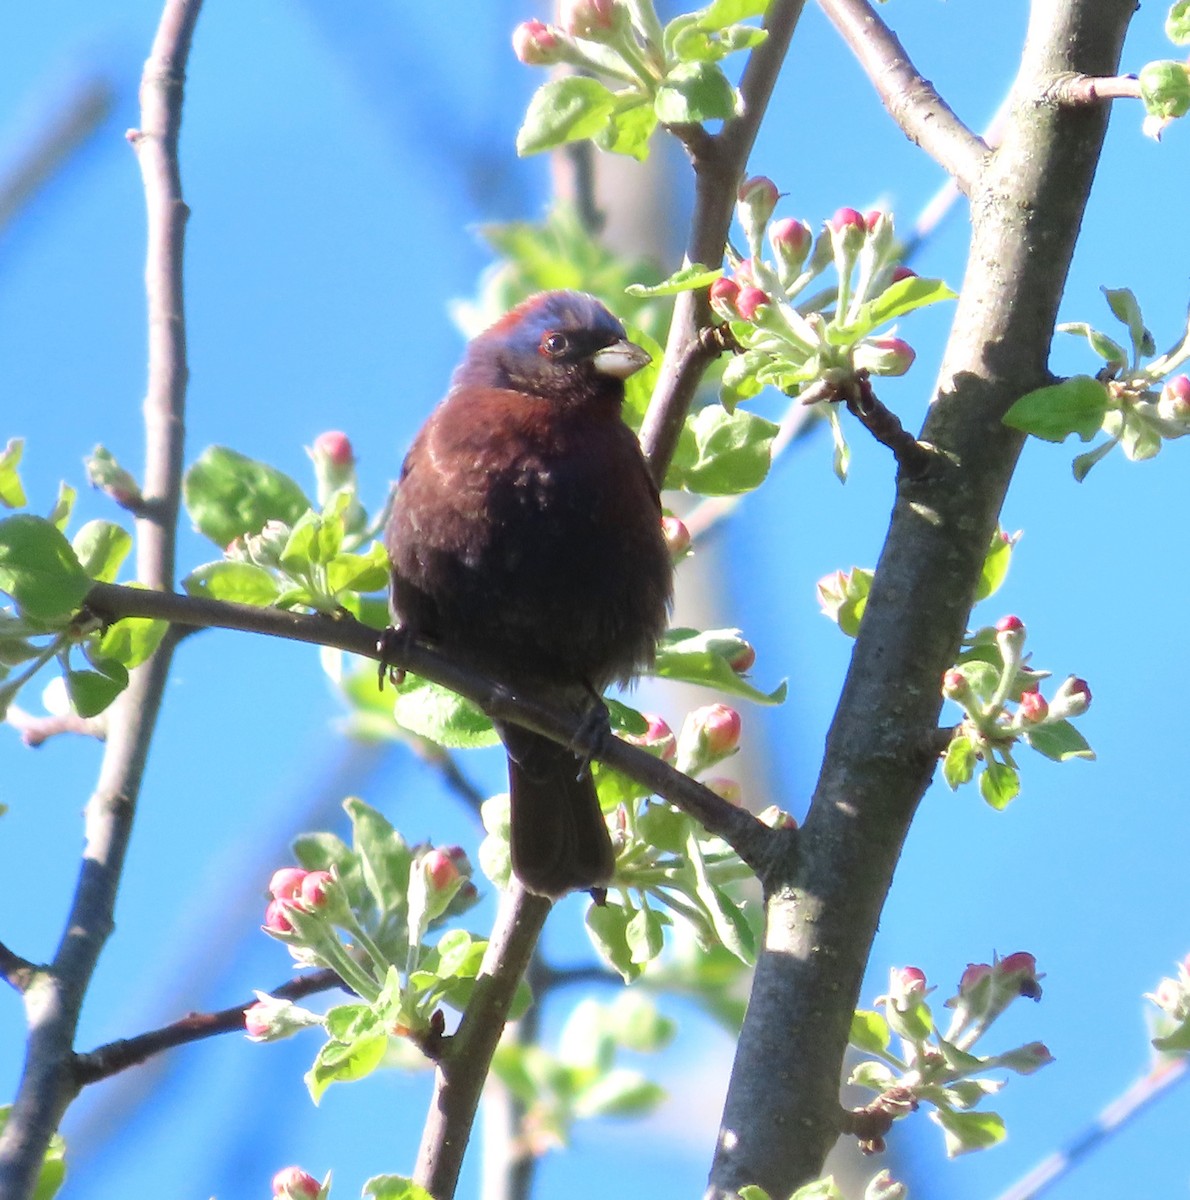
[{"left": 2, "top": 3, "right": 1188, "bottom": 1198}]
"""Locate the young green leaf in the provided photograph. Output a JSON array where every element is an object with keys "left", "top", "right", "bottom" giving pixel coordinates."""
[
  {"left": 978, "top": 760, "right": 1020, "bottom": 810},
  {"left": 391, "top": 675, "right": 500, "bottom": 748},
  {"left": 593, "top": 94, "right": 658, "bottom": 161},
  {"left": 1057, "top": 321, "right": 1128, "bottom": 367},
  {"left": 1102, "top": 285, "right": 1156, "bottom": 358},
  {"left": 654, "top": 62, "right": 738, "bottom": 124},
  {"left": 0, "top": 439, "right": 26, "bottom": 509},
  {"left": 651, "top": 627, "right": 786, "bottom": 704},
  {"left": 586, "top": 901, "right": 643, "bottom": 982},
  {"left": 626, "top": 263, "right": 722, "bottom": 297},
  {"left": 183, "top": 446, "right": 310, "bottom": 548},
  {"left": 849, "top": 1009, "right": 892, "bottom": 1056},
  {"left": 95, "top": 611, "right": 168, "bottom": 669},
  {"left": 1002, "top": 376, "right": 1109, "bottom": 442},
  {"left": 1022, "top": 720, "right": 1095, "bottom": 762},
  {"left": 668, "top": 405, "right": 779, "bottom": 496},
  {"left": 929, "top": 1106, "right": 1007, "bottom": 1157},
  {"left": 1139, "top": 60, "right": 1190, "bottom": 122},
  {"left": 183, "top": 561, "right": 282, "bottom": 606},
  {"left": 65, "top": 660, "right": 129, "bottom": 717},
  {"left": 517, "top": 77, "right": 618, "bottom": 156},
  {"left": 1169, "top": 1, "right": 1190, "bottom": 43},
  {"left": 363, "top": 1176, "right": 435, "bottom": 1200},
  {"left": 72, "top": 520, "right": 132, "bottom": 583},
  {"left": 0, "top": 515, "right": 91, "bottom": 620}
]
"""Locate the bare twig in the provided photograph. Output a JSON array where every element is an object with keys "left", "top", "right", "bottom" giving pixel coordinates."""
[
  {"left": 1042, "top": 72, "right": 1142, "bottom": 105},
  {"left": 844, "top": 374, "right": 935, "bottom": 480},
  {"left": 4, "top": 706, "right": 106, "bottom": 747},
  {"left": 816, "top": 0, "right": 988, "bottom": 192},
  {"left": 414, "top": 884, "right": 552, "bottom": 1200},
  {"left": 0, "top": 6, "right": 203, "bottom": 1198},
  {"left": 72, "top": 968, "right": 345, "bottom": 1087}
]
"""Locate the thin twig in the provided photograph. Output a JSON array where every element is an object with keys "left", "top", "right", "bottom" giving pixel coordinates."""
[
  {"left": 815, "top": 0, "right": 987, "bottom": 193},
  {"left": 1042, "top": 72, "right": 1142, "bottom": 105},
  {"left": 0, "top": 6, "right": 203, "bottom": 1198},
  {"left": 71, "top": 968, "right": 345, "bottom": 1087},
  {"left": 4, "top": 705, "right": 106, "bottom": 747},
  {"left": 84, "top": 581, "right": 777, "bottom": 873},
  {"left": 992, "top": 1058, "right": 1188, "bottom": 1200},
  {"left": 414, "top": 885, "right": 552, "bottom": 1199}
]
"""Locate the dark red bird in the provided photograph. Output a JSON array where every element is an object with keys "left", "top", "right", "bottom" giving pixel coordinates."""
[{"left": 386, "top": 290, "right": 672, "bottom": 897}]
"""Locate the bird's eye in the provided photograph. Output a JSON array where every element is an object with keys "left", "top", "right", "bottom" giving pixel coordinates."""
[{"left": 540, "top": 331, "right": 569, "bottom": 358}]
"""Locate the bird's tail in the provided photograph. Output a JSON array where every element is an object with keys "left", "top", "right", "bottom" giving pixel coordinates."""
[{"left": 499, "top": 723, "right": 615, "bottom": 898}]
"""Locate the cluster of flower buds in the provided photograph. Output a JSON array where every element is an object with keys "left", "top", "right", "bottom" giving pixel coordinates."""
[
  {"left": 946, "top": 952, "right": 1045, "bottom": 1041},
  {"left": 513, "top": 1, "right": 634, "bottom": 69},
  {"left": 263, "top": 866, "right": 339, "bottom": 937}
]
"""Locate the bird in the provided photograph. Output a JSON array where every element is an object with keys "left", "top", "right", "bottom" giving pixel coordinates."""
[{"left": 386, "top": 290, "right": 673, "bottom": 898}]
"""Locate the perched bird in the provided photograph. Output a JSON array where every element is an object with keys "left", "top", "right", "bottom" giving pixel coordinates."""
[{"left": 386, "top": 291, "right": 672, "bottom": 897}]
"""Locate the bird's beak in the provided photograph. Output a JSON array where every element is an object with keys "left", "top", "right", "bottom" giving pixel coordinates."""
[{"left": 590, "top": 339, "right": 651, "bottom": 380}]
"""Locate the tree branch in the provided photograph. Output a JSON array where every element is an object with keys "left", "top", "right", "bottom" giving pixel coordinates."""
[
  {"left": 414, "top": 885, "right": 552, "bottom": 1200},
  {"left": 71, "top": 968, "right": 345, "bottom": 1087},
  {"left": 816, "top": 0, "right": 988, "bottom": 192},
  {"left": 1042, "top": 71, "right": 1142, "bottom": 105},
  {"left": 0, "top": 5, "right": 203, "bottom": 1198},
  {"left": 706, "top": 1, "right": 1137, "bottom": 1195},
  {"left": 0, "top": 942, "right": 36, "bottom": 993}
]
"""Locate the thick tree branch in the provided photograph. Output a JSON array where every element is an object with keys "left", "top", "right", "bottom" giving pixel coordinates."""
[
  {"left": 72, "top": 969, "right": 345, "bottom": 1087},
  {"left": 706, "top": 2, "right": 1136, "bottom": 1196},
  {"left": 0, "top": 6, "right": 203, "bottom": 1198},
  {"left": 816, "top": 0, "right": 988, "bottom": 192}
]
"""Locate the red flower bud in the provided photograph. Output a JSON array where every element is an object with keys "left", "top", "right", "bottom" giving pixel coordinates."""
[
  {"left": 298, "top": 870, "right": 334, "bottom": 910},
  {"left": 1017, "top": 689, "right": 1048, "bottom": 724},
  {"left": 734, "top": 286, "right": 770, "bottom": 322},
  {"left": 729, "top": 640, "right": 756, "bottom": 674},
  {"left": 244, "top": 1002, "right": 273, "bottom": 1040},
  {"left": 513, "top": 19, "right": 566, "bottom": 65},
  {"left": 1050, "top": 676, "right": 1092, "bottom": 719},
  {"left": 942, "top": 668, "right": 969, "bottom": 700},
  {"left": 738, "top": 174, "right": 779, "bottom": 209},
  {"left": 830, "top": 207, "right": 866, "bottom": 234},
  {"left": 272, "top": 1167, "right": 321, "bottom": 1199},
  {"left": 560, "top": 0, "right": 616, "bottom": 40},
  {"left": 1159, "top": 374, "right": 1190, "bottom": 422},
  {"left": 263, "top": 899, "right": 294, "bottom": 935},
  {"left": 422, "top": 848, "right": 461, "bottom": 892},
  {"left": 709, "top": 276, "right": 740, "bottom": 318},
  {"left": 864, "top": 209, "right": 886, "bottom": 232},
  {"left": 995, "top": 615, "right": 1024, "bottom": 633},
  {"left": 268, "top": 867, "right": 307, "bottom": 901},
  {"left": 700, "top": 703, "right": 742, "bottom": 756},
  {"left": 661, "top": 515, "right": 691, "bottom": 559},
  {"left": 312, "top": 430, "right": 353, "bottom": 468},
  {"left": 890, "top": 265, "right": 917, "bottom": 283},
  {"left": 997, "top": 951, "right": 1042, "bottom": 1000},
  {"left": 625, "top": 713, "right": 677, "bottom": 762},
  {"left": 854, "top": 336, "right": 915, "bottom": 377},
  {"left": 891, "top": 965, "right": 927, "bottom": 999},
  {"left": 958, "top": 962, "right": 992, "bottom": 996},
  {"left": 768, "top": 216, "right": 812, "bottom": 273}
]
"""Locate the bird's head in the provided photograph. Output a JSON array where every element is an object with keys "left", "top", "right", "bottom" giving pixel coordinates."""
[{"left": 451, "top": 290, "right": 650, "bottom": 409}]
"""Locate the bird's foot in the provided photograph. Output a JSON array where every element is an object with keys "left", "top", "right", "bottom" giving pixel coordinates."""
[
  {"left": 570, "top": 696, "right": 611, "bottom": 782},
  {"left": 376, "top": 624, "right": 412, "bottom": 690}
]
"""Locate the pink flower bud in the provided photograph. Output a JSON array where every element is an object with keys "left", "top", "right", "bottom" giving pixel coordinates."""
[
  {"left": 729, "top": 640, "right": 756, "bottom": 674},
  {"left": 512, "top": 19, "right": 566, "bottom": 65},
  {"left": 1017, "top": 688, "right": 1048, "bottom": 723},
  {"left": 768, "top": 217, "right": 812, "bottom": 275},
  {"left": 942, "top": 669, "right": 969, "bottom": 700},
  {"left": 864, "top": 209, "right": 886, "bottom": 232},
  {"left": 272, "top": 1167, "right": 321, "bottom": 1199},
  {"left": 709, "top": 276, "right": 740, "bottom": 319},
  {"left": 625, "top": 713, "right": 677, "bottom": 762},
  {"left": 735, "top": 286, "right": 770, "bottom": 322},
  {"left": 958, "top": 962, "right": 992, "bottom": 996},
  {"left": 703, "top": 775, "right": 744, "bottom": 806},
  {"left": 313, "top": 430, "right": 354, "bottom": 468},
  {"left": 890, "top": 265, "right": 917, "bottom": 283},
  {"left": 661, "top": 515, "right": 691, "bottom": 559},
  {"left": 244, "top": 1002, "right": 273, "bottom": 1039},
  {"left": 995, "top": 614, "right": 1026, "bottom": 660},
  {"left": 263, "top": 899, "right": 294, "bottom": 935},
  {"left": 830, "top": 207, "right": 866, "bottom": 234},
  {"left": 737, "top": 175, "right": 779, "bottom": 239},
  {"left": 733, "top": 258, "right": 759, "bottom": 287},
  {"left": 298, "top": 870, "right": 334, "bottom": 911},
  {"left": 998, "top": 1041, "right": 1055, "bottom": 1074},
  {"left": 1048, "top": 675, "right": 1091, "bottom": 719},
  {"left": 853, "top": 336, "right": 915, "bottom": 377},
  {"left": 700, "top": 703, "right": 742, "bottom": 757},
  {"left": 995, "top": 615, "right": 1024, "bottom": 633},
  {"left": 997, "top": 951, "right": 1043, "bottom": 1000},
  {"left": 422, "top": 848, "right": 461, "bottom": 893},
  {"left": 268, "top": 867, "right": 308, "bottom": 901},
  {"left": 560, "top": 0, "right": 617, "bottom": 40},
  {"left": 891, "top": 966, "right": 927, "bottom": 1001},
  {"left": 1158, "top": 374, "right": 1190, "bottom": 423}
]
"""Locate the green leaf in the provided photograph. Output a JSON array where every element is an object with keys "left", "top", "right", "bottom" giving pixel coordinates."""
[
  {"left": 345, "top": 797, "right": 411, "bottom": 917},
  {"left": 1002, "top": 376, "right": 1109, "bottom": 442},
  {"left": 391, "top": 675, "right": 500, "bottom": 748},
  {"left": 1153, "top": 1015, "right": 1190, "bottom": 1053},
  {"left": 586, "top": 902, "right": 642, "bottom": 982},
  {"left": 46, "top": 483, "right": 76, "bottom": 532},
  {"left": 849, "top": 1058, "right": 898, "bottom": 1093},
  {"left": 668, "top": 404, "right": 778, "bottom": 496},
  {"left": 621, "top": 326, "right": 665, "bottom": 432},
  {"left": 0, "top": 439, "right": 26, "bottom": 509},
  {"left": 672, "top": 23, "right": 767, "bottom": 63},
  {"left": 65, "top": 660, "right": 128, "bottom": 717},
  {"left": 0, "top": 515, "right": 91, "bottom": 620},
  {"left": 183, "top": 560, "right": 281, "bottom": 605},
  {"left": 975, "top": 531, "right": 1014, "bottom": 601},
  {"left": 849, "top": 1009, "right": 892, "bottom": 1056},
  {"left": 607, "top": 991, "right": 676, "bottom": 1052},
  {"left": 626, "top": 904, "right": 667, "bottom": 965},
  {"left": 655, "top": 62, "right": 738, "bottom": 124},
  {"left": 699, "top": 0, "right": 771, "bottom": 26},
  {"left": 637, "top": 800, "right": 692, "bottom": 853},
  {"left": 1022, "top": 719, "right": 1095, "bottom": 762},
  {"left": 183, "top": 445, "right": 310, "bottom": 548},
  {"left": 516, "top": 77, "right": 618, "bottom": 156},
  {"left": 306, "top": 1029, "right": 389, "bottom": 1102},
  {"left": 978, "top": 760, "right": 1019, "bottom": 810},
  {"left": 929, "top": 1106, "right": 1007, "bottom": 1157},
  {"left": 626, "top": 263, "right": 722, "bottom": 298},
  {"left": 651, "top": 627, "right": 786, "bottom": 704},
  {"left": 1169, "top": 2, "right": 1190, "bottom": 44},
  {"left": 281, "top": 509, "right": 341, "bottom": 572},
  {"left": 575, "top": 1068, "right": 665, "bottom": 1118},
  {"left": 1072, "top": 437, "right": 1117, "bottom": 482},
  {"left": 95, "top": 610, "right": 168, "bottom": 669},
  {"left": 593, "top": 94, "right": 659, "bottom": 161},
  {"left": 326, "top": 543, "right": 390, "bottom": 596},
  {"left": 738, "top": 1189, "right": 774, "bottom": 1200},
  {"left": 1139, "top": 59, "right": 1190, "bottom": 121},
  {"left": 1102, "top": 286, "right": 1157, "bottom": 358},
  {"left": 363, "top": 1176, "right": 434, "bottom": 1200},
  {"left": 72, "top": 521, "right": 132, "bottom": 583},
  {"left": 0, "top": 1107, "right": 67, "bottom": 1200},
  {"left": 942, "top": 733, "right": 978, "bottom": 790},
  {"left": 845, "top": 276, "right": 957, "bottom": 338},
  {"left": 1057, "top": 321, "right": 1128, "bottom": 367}
]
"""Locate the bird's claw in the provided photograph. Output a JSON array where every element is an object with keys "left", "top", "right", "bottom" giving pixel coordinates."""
[
  {"left": 570, "top": 698, "right": 611, "bottom": 782},
  {"left": 377, "top": 625, "right": 412, "bottom": 690}
]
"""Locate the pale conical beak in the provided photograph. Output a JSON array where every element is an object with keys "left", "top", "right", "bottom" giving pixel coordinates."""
[{"left": 590, "top": 339, "right": 651, "bottom": 380}]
